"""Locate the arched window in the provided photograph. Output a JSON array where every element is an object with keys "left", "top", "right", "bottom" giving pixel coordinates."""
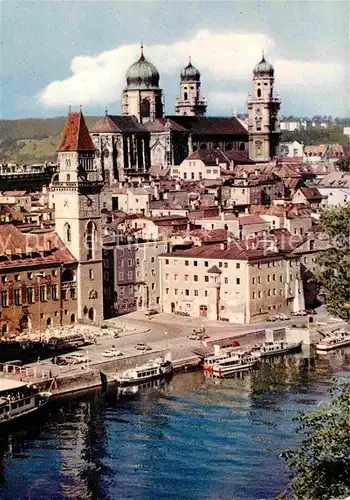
[
  {"left": 88, "top": 307, "right": 95, "bottom": 321},
  {"left": 141, "top": 98, "right": 150, "bottom": 118},
  {"left": 239, "top": 143, "right": 245, "bottom": 151},
  {"left": 200, "top": 143, "right": 207, "bottom": 150},
  {"left": 257, "top": 88, "right": 261, "bottom": 98},
  {"left": 64, "top": 223, "right": 71, "bottom": 243},
  {"left": 70, "top": 313, "right": 76, "bottom": 324},
  {"left": 46, "top": 317, "right": 52, "bottom": 327},
  {"left": 225, "top": 143, "right": 232, "bottom": 151},
  {"left": 184, "top": 92, "right": 188, "bottom": 101},
  {"left": 86, "top": 221, "right": 97, "bottom": 260},
  {"left": 1, "top": 324, "right": 7, "bottom": 337}
]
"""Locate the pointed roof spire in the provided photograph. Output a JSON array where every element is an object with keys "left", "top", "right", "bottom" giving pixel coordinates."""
[
  {"left": 261, "top": 49, "right": 265, "bottom": 61},
  {"left": 140, "top": 40, "right": 145, "bottom": 61},
  {"left": 57, "top": 111, "right": 95, "bottom": 152},
  {"left": 105, "top": 107, "right": 108, "bottom": 116},
  {"left": 189, "top": 55, "right": 192, "bottom": 65}
]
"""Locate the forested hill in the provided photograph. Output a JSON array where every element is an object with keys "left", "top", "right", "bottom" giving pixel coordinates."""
[{"left": 0, "top": 116, "right": 100, "bottom": 164}]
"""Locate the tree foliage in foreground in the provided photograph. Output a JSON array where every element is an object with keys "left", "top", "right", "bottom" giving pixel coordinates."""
[
  {"left": 335, "top": 157, "right": 350, "bottom": 173},
  {"left": 316, "top": 203, "right": 350, "bottom": 323},
  {"left": 280, "top": 381, "right": 350, "bottom": 500}
]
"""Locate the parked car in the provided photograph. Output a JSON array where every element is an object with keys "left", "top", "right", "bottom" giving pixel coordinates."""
[
  {"left": 134, "top": 343, "right": 152, "bottom": 351},
  {"left": 266, "top": 315, "right": 278, "bottom": 322},
  {"left": 70, "top": 353, "right": 90, "bottom": 364},
  {"left": 291, "top": 310, "right": 307, "bottom": 316},
  {"left": 145, "top": 309, "right": 158, "bottom": 316},
  {"left": 54, "top": 355, "right": 76, "bottom": 365},
  {"left": 102, "top": 349, "right": 123, "bottom": 358},
  {"left": 276, "top": 313, "right": 290, "bottom": 321},
  {"left": 187, "top": 334, "right": 200, "bottom": 340}
]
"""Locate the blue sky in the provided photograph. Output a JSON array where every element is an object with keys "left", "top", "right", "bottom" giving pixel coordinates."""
[{"left": 1, "top": 0, "right": 349, "bottom": 119}]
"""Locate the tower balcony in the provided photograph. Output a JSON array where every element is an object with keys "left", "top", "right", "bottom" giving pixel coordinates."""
[
  {"left": 175, "top": 96, "right": 207, "bottom": 106},
  {"left": 52, "top": 180, "right": 104, "bottom": 193},
  {"left": 247, "top": 96, "right": 281, "bottom": 104}
]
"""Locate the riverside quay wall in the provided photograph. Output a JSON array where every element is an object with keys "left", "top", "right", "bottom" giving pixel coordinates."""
[{"left": 34, "top": 349, "right": 202, "bottom": 398}]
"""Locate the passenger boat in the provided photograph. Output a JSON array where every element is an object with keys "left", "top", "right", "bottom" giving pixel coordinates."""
[
  {"left": 0, "top": 378, "right": 52, "bottom": 425},
  {"left": 115, "top": 357, "right": 173, "bottom": 386},
  {"left": 316, "top": 330, "right": 350, "bottom": 352},
  {"left": 250, "top": 340, "right": 302, "bottom": 358},
  {"left": 210, "top": 351, "right": 258, "bottom": 377},
  {"left": 203, "top": 346, "right": 242, "bottom": 371}
]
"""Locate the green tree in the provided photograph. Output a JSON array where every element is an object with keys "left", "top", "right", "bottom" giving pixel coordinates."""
[
  {"left": 280, "top": 381, "right": 350, "bottom": 500},
  {"left": 317, "top": 203, "right": 350, "bottom": 323},
  {"left": 336, "top": 157, "right": 350, "bottom": 172}
]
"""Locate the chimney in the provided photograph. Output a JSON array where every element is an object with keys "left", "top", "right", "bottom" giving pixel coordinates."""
[{"left": 220, "top": 242, "right": 226, "bottom": 250}]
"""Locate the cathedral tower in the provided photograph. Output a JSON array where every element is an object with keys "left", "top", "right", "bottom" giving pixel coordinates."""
[
  {"left": 54, "top": 111, "right": 103, "bottom": 324},
  {"left": 247, "top": 54, "right": 281, "bottom": 162},
  {"left": 122, "top": 44, "right": 163, "bottom": 124},
  {"left": 175, "top": 57, "right": 207, "bottom": 116}
]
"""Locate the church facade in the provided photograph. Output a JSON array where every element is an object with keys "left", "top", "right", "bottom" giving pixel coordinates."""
[{"left": 90, "top": 47, "right": 280, "bottom": 185}]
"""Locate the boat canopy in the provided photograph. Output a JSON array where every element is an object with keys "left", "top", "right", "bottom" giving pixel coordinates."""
[{"left": 0, "top": 378, "right": 27, "bottom": 393}]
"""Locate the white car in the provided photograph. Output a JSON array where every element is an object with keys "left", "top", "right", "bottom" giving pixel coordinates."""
[
  {"left": 70, "top": 353, "right": 90, "bottom": 364},
  {"left": 102, "top": 349, "right": 123, "bottom": 358},
  {"left": 276, "top": 313, "right": 290, "bottom": 321}
]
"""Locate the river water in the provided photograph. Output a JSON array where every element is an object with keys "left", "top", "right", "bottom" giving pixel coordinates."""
[{"left": 0, "top": 348, "right": 349, "bottom": 500}]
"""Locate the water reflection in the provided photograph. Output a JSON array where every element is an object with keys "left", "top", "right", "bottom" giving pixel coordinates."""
[{"left": 0, "top": 348, "right": 349, "bottom": 500}]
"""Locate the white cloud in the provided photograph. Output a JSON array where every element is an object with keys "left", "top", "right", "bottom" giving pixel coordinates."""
[{"left": 39, "top": 29, "right": 345, "bottom": 109}]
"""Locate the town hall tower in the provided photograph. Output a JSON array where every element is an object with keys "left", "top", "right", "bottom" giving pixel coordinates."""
[{"left": 54, "top": 111, "right": 104, "bottom": 324}]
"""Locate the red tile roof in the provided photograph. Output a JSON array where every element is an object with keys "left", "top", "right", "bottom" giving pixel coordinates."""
[
  {"left": 1, "top": 191, "right": 28, "bottom": 197},
  {"left": 166, "top": 116, "right": 248, "bottom": 136},
  {"left": 91, "top": 115, "right": 144, "bottom": 133},
  {"left": 299, "top": 187, "right": 325, "bottom": 201},
  {"left": 143, "top": 118, "right": 188, "bottom": 133},
  {"left": 58, "top": 112, "right": 95, "bottom": 152},
  {"left": 0, "top": 225, "right": 76, "bottom": 268},
  {"left": 186, "top": 149, "right": 229, "bottom": 166},
  {"left": 238, "top": 215, "right": 266, "bottom": 225},
  {"left": 172, "top": 228, "right": 230, "bottom": 243},
  {"left": 160, "top": 235, "right": 288, "bottom": 261}
]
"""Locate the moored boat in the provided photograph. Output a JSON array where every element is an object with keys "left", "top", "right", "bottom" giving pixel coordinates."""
[
  {"left": 210, "top": 351, "right": 258, "bottom": 377},
  {"left": 0, "top": 378, "right": 52, "bottom": 425},
  {"left": 115, "top": 357, "right": 173, "bottom": 386},
  {"left": 250, "top": 340, "right": 302, "bottom": 358},
  {"left": 316, "top": 330, "right": 350, "bottom": 352},
  {"left": 203, "top": 346, "right": 243, "bottom": 371}
]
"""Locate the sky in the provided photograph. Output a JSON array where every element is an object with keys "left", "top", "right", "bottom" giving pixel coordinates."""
[{"left": 1, "top": 0, "right": 349, "bottom": 120}]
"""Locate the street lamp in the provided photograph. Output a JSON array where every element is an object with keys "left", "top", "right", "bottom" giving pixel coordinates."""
[{"left": 35, "top": 273, "right": 45, "bottom": 342}]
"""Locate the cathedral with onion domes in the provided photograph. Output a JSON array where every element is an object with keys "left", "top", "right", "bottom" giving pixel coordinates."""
[{"left": 90, "top": 46, "right": 280, "bottom": 185}]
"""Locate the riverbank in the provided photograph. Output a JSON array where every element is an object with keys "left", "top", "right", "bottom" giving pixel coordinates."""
[{"left": 1, "top": 348, "right": 349, "bottom": 500}]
